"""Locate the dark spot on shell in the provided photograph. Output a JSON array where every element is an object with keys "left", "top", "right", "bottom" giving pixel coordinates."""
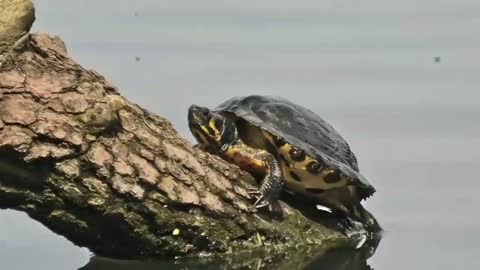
[
  {"left": 290, "top": 171, "right": 301, "bottom": 182},
  {"left": 289, "top": 147, "right": 305, "bottom": 162},
  {"left": 306, "top": 161, "right": 322, "bottom": 174},
  {"left": 324, "top": 171, "right": 342, "bottom": 184},
  {"left": 305, "top": 188, "right": 325, "bottom": 194}
]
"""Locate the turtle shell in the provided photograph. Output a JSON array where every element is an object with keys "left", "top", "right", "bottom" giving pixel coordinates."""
[{"left": 214, "top": 95, "right": 375, "bottom": 197}]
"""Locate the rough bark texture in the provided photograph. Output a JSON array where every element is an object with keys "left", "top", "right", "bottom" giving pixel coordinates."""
[{"left": 0, "top": 0, "right": 349, "bottom": 259}]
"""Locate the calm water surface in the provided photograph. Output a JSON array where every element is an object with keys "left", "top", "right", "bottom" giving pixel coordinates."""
[{"left": 1, "top": 1, "right": 479, "bottom": 269}]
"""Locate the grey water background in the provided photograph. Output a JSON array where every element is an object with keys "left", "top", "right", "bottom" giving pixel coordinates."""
[{"left": 1, "top": 0, "right": 480, "bottom": 269}]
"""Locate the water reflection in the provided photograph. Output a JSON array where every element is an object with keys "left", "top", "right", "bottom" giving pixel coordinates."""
[
  {"left": 304, "top": 236, "right": 381, "bottom": 270},
  {"left": 79, "top": 235, "right": 381, "bottom": 270}
]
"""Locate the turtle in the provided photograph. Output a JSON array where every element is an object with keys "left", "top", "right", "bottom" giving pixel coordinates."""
[{"left": 187, "top": 95, "right": 379, "bottom": 232}]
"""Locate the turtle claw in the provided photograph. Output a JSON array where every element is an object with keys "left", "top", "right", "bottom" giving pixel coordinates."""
[
  {"left": 248, "top": 188, "right": 271, "bottom": 209},
  {"left": 247, "top": 191, "right": 268, "bottom": 212},
  {"left": 247, "top": 189, "right": 283, "bottom": 217},
  {"left": 247, "top": 188, "right": 262, "bottom": 195},
  {"left": 252, "top": 195, "right": 269, "bottom": 209}
]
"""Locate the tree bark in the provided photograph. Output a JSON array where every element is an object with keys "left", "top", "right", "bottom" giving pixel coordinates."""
[{"left": 0, "top": 0, "right": 349, "bottom": 259}]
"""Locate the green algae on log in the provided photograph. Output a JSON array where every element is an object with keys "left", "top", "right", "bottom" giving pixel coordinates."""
[{"left": 0, "top": 0, "right": 352, "bottom": 259}]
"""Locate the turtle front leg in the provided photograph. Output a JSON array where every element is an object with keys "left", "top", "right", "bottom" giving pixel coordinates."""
[{"left": 248, "top": 151, "right": 284, "bottom": 213}]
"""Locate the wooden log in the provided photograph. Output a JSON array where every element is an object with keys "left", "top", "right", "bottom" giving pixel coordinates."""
[{"left": 0, "top": 0, "right": 350, "bottom": 259}]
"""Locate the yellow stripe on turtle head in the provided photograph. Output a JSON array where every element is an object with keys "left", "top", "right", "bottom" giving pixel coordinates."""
[
  {"left": 209, "top": 118, "right": 222, "bottom": 140},
  {"left": 197, "top": 119, "right": 222, "bottom": 142},
  {"left": 194, "top": 130, "right": 210, "bottom": 145}
]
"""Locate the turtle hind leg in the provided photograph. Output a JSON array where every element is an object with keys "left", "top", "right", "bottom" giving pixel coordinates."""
[{"left": 248, "top": 151, "right": 285, "bottom": 216}]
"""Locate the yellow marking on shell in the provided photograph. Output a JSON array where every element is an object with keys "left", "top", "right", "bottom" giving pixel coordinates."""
[
  {"left": 279, "top": 144, "right": 347, "bottom": 191},
  {"left": 261, "top": 130, "right": 347, "bottom": 193},
  {"left": 322, "top": 169, "right": 334, "bottom": 177}
]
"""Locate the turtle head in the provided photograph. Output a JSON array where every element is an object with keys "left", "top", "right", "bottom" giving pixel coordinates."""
[{"left": 188, "top": 105, "right": 237, "bottom": 153}]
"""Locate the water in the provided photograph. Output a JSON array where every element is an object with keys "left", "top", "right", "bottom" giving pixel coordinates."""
[{"left": 1, "top": 0, "right": 479, "bottom": 269}]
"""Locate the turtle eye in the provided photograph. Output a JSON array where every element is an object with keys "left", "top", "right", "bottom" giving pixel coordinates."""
[
  {"left": 289, "top": 148, "right": 306, "bottom": 161},
  {"left": 199, "top": 109, "right": 210, "bottom": 118}
]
